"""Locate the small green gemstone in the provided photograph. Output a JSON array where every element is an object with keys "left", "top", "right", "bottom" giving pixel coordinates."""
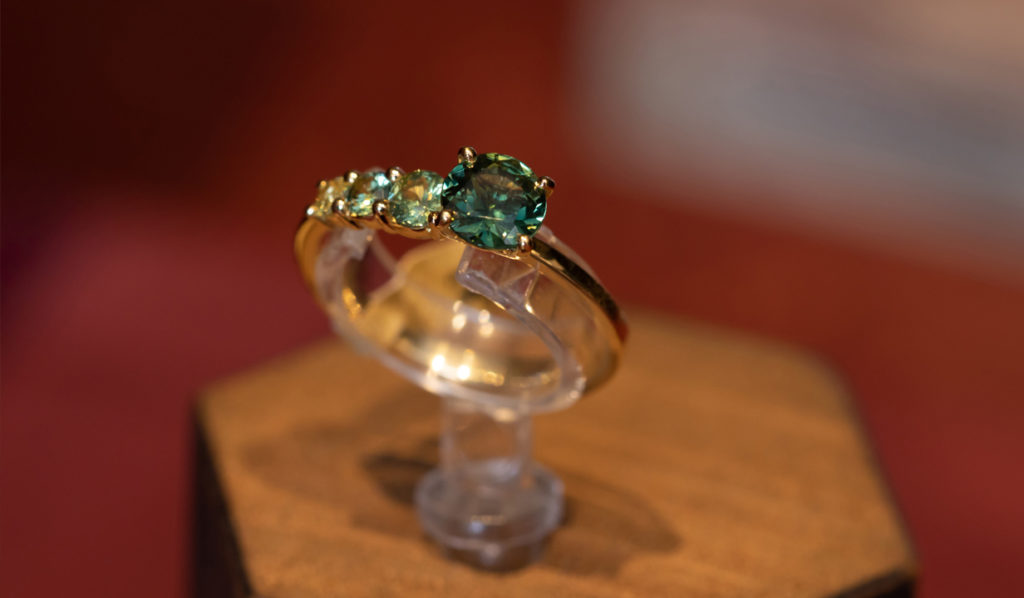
[
  {"left": 345, "top": 169, "right": 391, "bottom": 217},
  {"left": 308, "top": 176, "right": 350, "bottom": 220},
  {"left": 389, "top": 170, "right": 442, "bottom": 229},
  {"left": 441, "top": 153, "right": 547, "bottom": 250}
]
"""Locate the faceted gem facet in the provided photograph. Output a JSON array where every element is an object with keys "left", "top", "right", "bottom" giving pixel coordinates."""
[
  {"left": 441, "top": 153, "right": 547, "bottom": 250},
  {"left": 308, "top": 176, "right": 351, "bottom": 221},
  {"left": 344, "top": 169, "right": 391, "bottom": 218},
  {"left": 389, "top": 170, "right": 443, "bottom": 230}
]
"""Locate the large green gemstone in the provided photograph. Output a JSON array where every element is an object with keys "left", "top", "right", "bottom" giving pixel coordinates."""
[
  {"left": 389, "top": 170, "right": 442, "bottom": 229},
  {"left": 440, "top": 153, "right": 547, "bottom": 250},
  {"left": 345, "top": 169, "right": 391, "bottom": 218}
]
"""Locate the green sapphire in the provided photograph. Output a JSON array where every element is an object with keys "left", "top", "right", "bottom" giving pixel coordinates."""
[
  {"left": 344, "top": 169, "right": 391, "bottom": 218},
  {"left": 441, "top": 153, "right": 547, "bottom": 250},
  {"left": 389, "top": 170, "right": 443, "bottom": 229},
  {"left": 307, "top": 176, "right": 350, "bottom": 221}
]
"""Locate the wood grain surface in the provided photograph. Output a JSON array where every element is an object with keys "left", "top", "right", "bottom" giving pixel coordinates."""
[{"left": 195, "top": 311, "right": 915, "bottom": 597}]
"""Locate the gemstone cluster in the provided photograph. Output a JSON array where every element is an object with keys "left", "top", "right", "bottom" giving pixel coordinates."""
[{"left": 307, "top": 149, "right": 549, "bottom": 252}]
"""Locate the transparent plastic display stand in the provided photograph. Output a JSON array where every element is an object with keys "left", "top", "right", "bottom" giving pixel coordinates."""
[
  {"left": 313, "top": 226, "right": 607, "bottom": 569},
  {"left": 415, "top": 397, "right": 562, "bottom": 569}
]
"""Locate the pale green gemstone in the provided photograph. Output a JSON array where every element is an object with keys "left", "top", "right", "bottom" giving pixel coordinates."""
[
  {"left": 308, "top": 176, "right": 350, "bottom": 221},
  {"left": 388, "top": 170, "right": 443, "bottom": 229},
  {"left": 344, "top": 169, "right": 391, "bottom": 218}
]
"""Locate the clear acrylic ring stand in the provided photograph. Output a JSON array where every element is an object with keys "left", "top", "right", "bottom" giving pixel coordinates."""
[{"left": 313, "top": 226, "right": 603, "bottom": 570}]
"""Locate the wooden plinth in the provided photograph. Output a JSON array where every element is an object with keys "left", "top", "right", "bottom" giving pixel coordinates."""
[{"left": 194, "top": 312, "right": 915, "bottom": 597}]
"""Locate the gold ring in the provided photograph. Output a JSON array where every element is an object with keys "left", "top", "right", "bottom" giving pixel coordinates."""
[{"left": 295, "top": 147, "right": 626, "bottom": 411}]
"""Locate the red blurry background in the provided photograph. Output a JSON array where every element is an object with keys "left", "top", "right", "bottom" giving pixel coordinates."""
[{"left": 2, "top": 1, "right": 1023, "bottom": 597}]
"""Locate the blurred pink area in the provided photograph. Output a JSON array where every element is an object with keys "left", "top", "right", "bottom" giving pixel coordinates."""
[{"left": 2, "top": 1, "right": 1023, "bottom": 597}]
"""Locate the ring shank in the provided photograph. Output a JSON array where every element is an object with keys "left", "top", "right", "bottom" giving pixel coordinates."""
[{"left": 295, "top": 219, "right": 625, "bottom": 412}]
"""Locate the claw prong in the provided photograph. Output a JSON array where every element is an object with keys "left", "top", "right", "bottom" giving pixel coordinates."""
[
  {"left": 517, "top": 235, "right": 533, "bottom": 255},
  {"left": 457, "top": 146, "right": 477, "bottom": 166},
  {"left": 537, "top": 176, "right": 555, "bottom": 198}
]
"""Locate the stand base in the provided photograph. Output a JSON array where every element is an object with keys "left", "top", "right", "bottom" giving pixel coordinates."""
[
  {"left": 415, "top": 462, "right": 563, "bottom": 570},
  {"left": 194, "top": 311, "right": 916, "bottom": 597}
]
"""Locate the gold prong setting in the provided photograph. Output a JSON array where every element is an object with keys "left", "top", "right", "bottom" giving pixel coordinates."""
[
  {"left": 517, "top": 234, "right": 534, "bottom": 255},
  {"left": 427, "top": 209, "right": 453, "bottom": 239},
  {"left": 371, "top": 199, "right": 394, "bottom": 230},
  {"left": 457, "top": 146, "right": 477, "bottom": 166},
  {"left": 537, "top": 175, "right": 555, "bottom": 199}
]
